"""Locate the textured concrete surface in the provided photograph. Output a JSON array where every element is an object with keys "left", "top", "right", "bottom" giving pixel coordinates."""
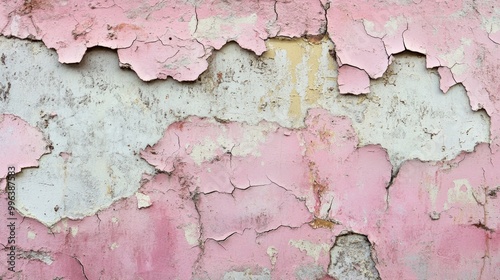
[{"left": 329, "top": 234, "right": 380, "bottom": 280}]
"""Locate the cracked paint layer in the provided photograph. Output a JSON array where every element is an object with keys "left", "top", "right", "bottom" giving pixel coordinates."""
[
  {"left": 0, "top": 114, "right": 49, "bottom": 179},
  {"left": 1, "top": 5, "right": 499, "bottom": 276},
  {"left": 2, "top": 0, "right": 500, "bottom": 149},
  {"left": 141, "top": 110, "right": 499, "bottom": 279},
  {"left": 2, "top": 109, "right": 498, "bottom": 279},
  {"left": 373, "top": 143, "right": 500, "bottom": 279},
  {"left": 0, "top": 0, "right": 323, "bottom": 82},
  {"left": 0, "top": 35, "right": 491, "bottom": 226},
  {"left": 327, "top": 0, "right": 500, "bottom": 150},
  {"left": 2, "top": 173, "right": 201, "bottom": 279},
  {"left": 141, "top": 109, "right": 393, "bottom": 224}
]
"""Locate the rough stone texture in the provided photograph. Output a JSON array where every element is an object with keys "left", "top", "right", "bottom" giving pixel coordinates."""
[{"left": 329, "top": 234, "right": 380, "bottom": 280}]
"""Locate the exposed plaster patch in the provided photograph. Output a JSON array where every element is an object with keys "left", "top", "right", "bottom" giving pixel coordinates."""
[
  {"left": 266, "top": 246, "right": 278, "bottom": 268},
  {"left": 289, "top": 239, "right": 330, "bottom": 262},
  {"left": 0, "top": 35, "right": 491, "bottom": 227},
  {"left": 109, "top": 242, "right": 119, "bottom": 250},
  {"left": 328, "top": 234, "right": 380, "bottom": 280},
  {"left": 351, "top": 53, "right": 490, "bottom": 169},
  {"left": 70, "top": 226, "right": 78, "bottom": 237},
  {"left": 185, "top": 120, "right": 274, "bottom": 165},
  {"left": 17, "top": 249, "right": 54, "bottom": 265},
  {"left": 222, "top": 269, "right": 272, "bottom": 280},
  {"left": 27, "top": 231, "right": 37, "bottom": 240},
  {"left": 135, "top": 192, "right": 152, "bottom": 209},
  {"left": 447, "top": 179, "right": 483, "bottom": 206},
  {"left": 183, "top": 222, "right": 201, "bottom": 246},
  {"left": 1, "top": 1, "right": 499, "bottom": 154}
]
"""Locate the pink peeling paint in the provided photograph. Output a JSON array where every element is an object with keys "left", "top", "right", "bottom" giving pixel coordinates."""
[
  {"left": 198, "top": 184, "right": 313, "bottom": 241},
  {"left": 2, "top": 1, "right": 500, "bottom": 278},
  {"left": 437, "top": 66, "right": 456, "bottom": 94},
  {"left": 3, "top": 1, "right": 499, "bottom": 135},
  {"left": 337, "top": 65, "right": 370, "bottom": 95},
  {"left": 1, "top": 110, "right": 498, "bottom": 278},
  {"left": 372, "top": 143, "right": 500, "bottom": 279},
  {"left": 141, "top": 109, "right": 392, "bottom": 222},
  {"left": 323, "top": 0, "right": 500, "bottom": 149},
  {"left": 1, "top": 173, "right": 201, "bottom": 279},
  {"left": 197, "top": 226, "right": 334, "bottom": 279},
  {"left": 0, "top": 114, "right": 49, "bottom": 178},
  {"left": 140, "top": 109, "right": 500, "bottom": 278},
  {"left": 2, "top": 1, "right": 500, "bottom": 150}
]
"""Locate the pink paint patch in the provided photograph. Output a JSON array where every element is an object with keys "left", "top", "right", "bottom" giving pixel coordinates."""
[
  {"left": 337, "top": 65, "right": 371, "bottom": 95},
  {"left": 372, "top": 143, "right": 500, "bottom": 279},
  {"left": 140, "top": 109, "right": 392, "bottom": 277},
  {"left": 327, "top": 7, "right": 389, "bottom": 79},
  {"left": 117, "top": 38, "right": 208, "bottom": 81},
  {"left": 1, "top": 110, "right": 498, "bottom": 278},
  {"left": 196, "top": 225, "right": 334, "bottom": 279},
  {"left": 199, "top": 183, "right": 313, "bottom": 240},
  {"left": 275, "top": 0, "right": 326, "bottom": 37},
  {"left": 0, "top": 173, "right": 201, "bottom": 279},
  {"left": 437, "top": 66, "right": 457, "bottom": 93},
  {"left": 0, "top": 114, "right": 49, "bottom": 177}
]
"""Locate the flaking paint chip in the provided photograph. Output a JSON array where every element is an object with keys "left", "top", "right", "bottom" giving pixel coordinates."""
[{"left": 135, "top": 192, "right": 152, "bottom": 209}]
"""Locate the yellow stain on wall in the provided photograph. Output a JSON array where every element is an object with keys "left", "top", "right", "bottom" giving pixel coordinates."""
[{"left": 262, "top": 36, "right": 335, "bottom": 120}]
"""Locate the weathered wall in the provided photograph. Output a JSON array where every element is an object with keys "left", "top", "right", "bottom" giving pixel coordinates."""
[{"left": 1, "top": 0, "right": 499, "bottom": 279}]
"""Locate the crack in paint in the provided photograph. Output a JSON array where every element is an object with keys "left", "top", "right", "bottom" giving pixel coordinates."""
[{"left": 71, "top": 255, "right": 89, "bottom": 280}]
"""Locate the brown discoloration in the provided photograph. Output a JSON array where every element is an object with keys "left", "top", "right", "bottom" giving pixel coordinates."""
[
  {"left": 216, "top": 72, "right": 223, "bottom": 84},
  {"left": 18, "top": 0, "right": 54, "bottom": 15},
  {"left": 305, "top": 34, "right": 325, "bottom": 44},
  {"left": 214, "top": 116, "right": 230, "bottom": 124},
  {"left": 309, "top": 218, "right": 335, "bottom": 229},
  {"left": 313, "top": 181, "right": 327, "bottom": 197},
  {"left": 308, "top": 162, "right": 326, "bottom": 216},
  {"left": 113, "top": 23, "right": 142, "bottom": 32},
  {"left": 318, "top": 128, "right": 334, "bottom": 144}
]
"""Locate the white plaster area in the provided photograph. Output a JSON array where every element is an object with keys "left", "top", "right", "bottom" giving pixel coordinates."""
[
  {"left": 0, "top": 36, "right": 490, "bottom": 225},
  {"left": 340, "top": 54, "right": 490, "bottom": 169},
  {"left": 223, "top": 270, "right": 271, "bottom": 280},
  {"left": 0, "top": 37, "right": 300, "bottom": 226}
]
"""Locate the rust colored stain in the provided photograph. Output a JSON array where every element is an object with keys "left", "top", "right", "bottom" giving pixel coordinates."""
[
  {"left": 309, "top": 218, "right": 335, "bottom": 229},
  {"left": 17, "top": 0, "right": 54, "bottom": 15}
]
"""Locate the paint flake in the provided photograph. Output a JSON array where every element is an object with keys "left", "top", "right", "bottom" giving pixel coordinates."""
[{"left": 0, "top": 114, "right": 49, "bottom": 178}]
